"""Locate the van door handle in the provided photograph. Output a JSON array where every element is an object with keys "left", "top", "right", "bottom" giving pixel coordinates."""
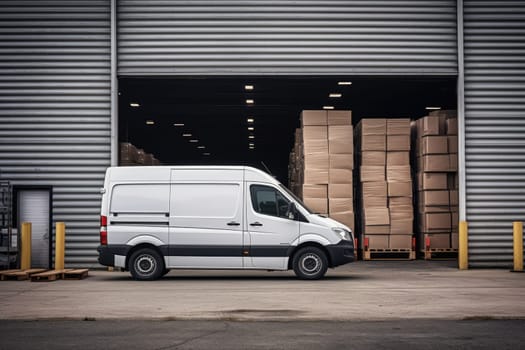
[
  {"left": 227, "top": 221, "right": 240, "bottom": 226},
  {"left": 250, "top": 222, "right": 263, "bottom": 227}
]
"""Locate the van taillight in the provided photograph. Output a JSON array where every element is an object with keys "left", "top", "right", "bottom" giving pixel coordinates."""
[{"left": 100, "top": 215, "right": 108, "bottom": 245}]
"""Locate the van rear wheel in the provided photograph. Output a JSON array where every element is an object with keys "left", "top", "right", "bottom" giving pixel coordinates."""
[
  {"left": 129, "top": 248, "right": 164, "bottom": 281},
  {"left": 292, "top": 247, "right": 328, "bottom": 280}
]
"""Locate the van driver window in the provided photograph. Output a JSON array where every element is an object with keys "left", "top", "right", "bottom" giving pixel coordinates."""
[{"left": 250, "top": 185, "right": 290, "bottom": 219}]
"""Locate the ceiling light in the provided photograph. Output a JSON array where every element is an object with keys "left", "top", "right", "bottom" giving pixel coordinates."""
[
  {"left": 338, "top": 81, "right": 352, "bottom": 86},
  {"left": 197, "top": 146, "right": 205, "bottom": 149},
  {"left": 248, "top": 135, "right": 255, "bottom": 139},
  {"left": 173, "top": 123, "right": 184, "bottom": 127},
  {"left": 203, "top": 152, "right": 210, "bottom": 156},
  {"left": 249, "top": 143, "right": 255, "bottom": 147},
  {"left": 246, "top": 99, "right": 254, "bottom": 104},
  {"left": 248, "top": 127, "right": 254, "bottom": 131},
  {"left": 323, "top": 106, "right": 335, "bottom": 110},
  {"left": 245, "top": 85, "right": 254, "bottom": 91},
  {"left": 425, "top": 106, "right": 441, "bottom": 110},
  {"left": 182, "top": 133, "right": 192, "bottom": 137},
  {"left": 329, "top": 93, "right": 342, "bottom": 98},
  {"left": 189, "top": 139, "right": 199, "bottom": 143},
  {"left": 130, "top": 102, "right": 140, "bottom": 107},
  {"left": 247, "top": 117, "right": 254, "bottom": 123},
  {"left": 146, "top": 120, "right": 154, "bottom": 125}
]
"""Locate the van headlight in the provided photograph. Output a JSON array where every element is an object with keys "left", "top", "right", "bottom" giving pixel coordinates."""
[{"left": 332, "top": 228, "right": 351, "bottom": 241}]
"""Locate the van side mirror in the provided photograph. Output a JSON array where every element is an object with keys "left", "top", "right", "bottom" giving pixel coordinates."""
[{"left": 287, "top": 202, "right": 297, "bottom": 220}]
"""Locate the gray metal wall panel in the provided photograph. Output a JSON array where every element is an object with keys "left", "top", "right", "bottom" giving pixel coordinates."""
[
  {"left": 464, "top": 0, "right": 525, "bottom": 267},
  {"left": 0, "top": 0, "right": 111, "bottom": 268},
  {"left": 118, "top": 0, "right": 458, "bottom": 75}
]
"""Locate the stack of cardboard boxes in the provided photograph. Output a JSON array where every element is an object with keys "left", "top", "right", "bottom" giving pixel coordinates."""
[
  {"left": 119, "top": 142, "right": 160, "bottom": 166},
  {"left": 289, "top": 110, "right": 354, "bottom": 232},
  {"left": 356, "top": 118, "right": 414, "bottom": 250},
  {"left": 415, "top": 111, "right": 458, "bottom": 251}
]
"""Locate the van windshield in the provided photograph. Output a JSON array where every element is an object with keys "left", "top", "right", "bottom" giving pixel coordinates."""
[{"left": 278, "top": 184, "right": 313, "bottom": 215}]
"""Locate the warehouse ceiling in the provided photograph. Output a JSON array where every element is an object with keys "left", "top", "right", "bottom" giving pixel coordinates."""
[{"left": 118, "top": 77, "right": 456, "bottom": 183}]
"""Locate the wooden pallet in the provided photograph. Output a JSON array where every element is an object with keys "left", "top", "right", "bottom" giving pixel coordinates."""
[
  {"left": 62, "top": 269, "right": 89, "bottom": 280},
  {"left": 422, "top": 248, "right": 458, "bottom": 260},
  {"left": 363, "top": 249, "right": 416, "bottom": 261},
  {"left": 30, "top": 269, "right": 69, "bottom": 282},
  {"left": 1, "top": 269, "right": 47, "bottom": 281}
]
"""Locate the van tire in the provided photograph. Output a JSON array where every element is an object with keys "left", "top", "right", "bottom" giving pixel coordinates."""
[
  {"left": 292, "top": 247, "right": 328, "bottom": 280},
  {"left": 129, "top": 248, "right": 164, "bottom": 281}
]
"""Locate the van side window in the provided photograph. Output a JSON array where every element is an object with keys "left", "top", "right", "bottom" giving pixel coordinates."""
[{"left": 250, "top": 185, "right": 290, "bottom": 219}]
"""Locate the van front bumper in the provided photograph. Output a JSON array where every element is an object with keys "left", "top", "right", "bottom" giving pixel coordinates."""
[
  {"left": 97, "top": 245, "right": 131, "bottom": 267},
  {"left": 326, "top": 240, "right": 355, "bottom": 267}
]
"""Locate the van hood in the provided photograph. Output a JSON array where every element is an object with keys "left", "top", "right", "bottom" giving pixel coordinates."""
[{"left": 306, "top": 213, "right": 352, "bottom": 233}]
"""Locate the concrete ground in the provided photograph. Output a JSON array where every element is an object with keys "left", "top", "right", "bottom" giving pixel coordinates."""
[{"left": 0, "top": 261, "right": 524, "bottom": 321}]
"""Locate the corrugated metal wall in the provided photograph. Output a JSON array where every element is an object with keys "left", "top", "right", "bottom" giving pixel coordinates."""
[
  {"left": 118, "top": 0, "right": 458, "bottom": 76},
  {"left": 464, "top": 0, "right": 525, "bottom": 267},
  {"left": 0, "top": 1, "right": 111, "bottom": 267}
]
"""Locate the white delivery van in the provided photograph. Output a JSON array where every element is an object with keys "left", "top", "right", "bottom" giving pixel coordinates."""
[{"left": 98, "top": 166, "right": 354, "bottom": 280}]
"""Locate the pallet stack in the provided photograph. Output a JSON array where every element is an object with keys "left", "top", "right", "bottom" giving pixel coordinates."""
[
  {"left": 289, "top": 110, "right": 354, "bottom": 233},
  {"left": 415, "top": 111, "right": 458, "bottom": 257},
  {"left": 119, "top": 142, "right": 160, "bottom": 166},
  {"left": 356, "top": 118, "right": 414, "bottom": 257}
]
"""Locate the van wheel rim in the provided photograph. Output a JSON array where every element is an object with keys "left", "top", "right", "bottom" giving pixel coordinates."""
[
  {"left": 136, "top": 255, "right": 156, "bottom": 275},
  {"left": 301, "top": 254, "right": 321, "bottom": 275}
]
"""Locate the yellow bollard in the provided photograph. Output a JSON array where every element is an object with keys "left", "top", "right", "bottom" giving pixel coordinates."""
[
  {"left": 513, "top": 221, "right": 523, "bottom": 272},
  {"left": 55, "top": 222, "right": 65, "bottom": 270},
  {"left": 20, "top": 222, "right": 32, "bottom": 270},
  {"left": 459, "top": 221, "right": 469, "bottom": 270}
]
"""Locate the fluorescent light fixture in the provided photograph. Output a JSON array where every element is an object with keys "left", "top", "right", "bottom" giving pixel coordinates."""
[
  {"left": 146, "top": 120, "right": 154, "bottom": 125},
  {"left": 130, "top": 103, "right": 140, "bottom": 107},
  {"left": 338, "top": 81, "right": 352, "bottom": 86},
  {"left": 248, "top": 126, "right": 254, "bottom": 131},
  {"left": 323, "top": 106, "right": 335, "bottom": 110},
  {"left": 329, "top": 93, "right": 342, "bottom": 98},
  {"left": 249, "top": 146, "right": 255, "bottom": 150},
  {"left": 189, "top": 139, "right": 199, "bottom": 143},
  {"left": 246, "top": 99, "right": 254, "bottom": 104},
  {"left": 182, "top": 133, "right": 192, "bottom": 137},
  {"left": 425, "top": 106, "right": 441, "bottom": 110},
  {"left": 173, "top": 123, "right": 184, "bottom": 127},
  {"left": 203, "top": 152, "right": 211, "bottom": 156},
  {"left": 249, "top": 143, "right": 255, "bottom": 147},
  {"left": 197, "top": 146, "right": 205, "bottom": 149},
  {"left": 245, "top": 85, "right": 254, "bottom": 91},
  {"left": 247, "top": 117, "right": 254, "bottom": 123},
  {"left": 248, "top": 135, "right": 255, "bottom": 139}
]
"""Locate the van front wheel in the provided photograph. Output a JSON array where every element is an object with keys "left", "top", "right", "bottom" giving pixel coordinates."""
[
  {"left": 129, "top": 248, "right": 164, "bottom": 281},
  {"left": 292, "top": 247, "right": 328, "bottom": 280}
]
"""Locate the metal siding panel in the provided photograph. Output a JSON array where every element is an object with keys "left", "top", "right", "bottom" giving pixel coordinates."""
[
  {"left": 464, "top": 0, "right": 525, "bottom": 267},
  {"left": 0, "top": 0, "right": 111, "bottom": 268},
  {"left": 118, "top": 0, "right": 458, "bottom": 75}
]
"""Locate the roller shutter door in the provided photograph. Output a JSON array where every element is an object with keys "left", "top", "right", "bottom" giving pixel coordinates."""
[
  {"left": 0, "top": 1, "right": 111, "bottom": 267},
  {"left": 464, "top": 0, "right": 525, "bottom": 267},
  {"left": 118, "top": 0, "right": 458, "bottom": 76}
]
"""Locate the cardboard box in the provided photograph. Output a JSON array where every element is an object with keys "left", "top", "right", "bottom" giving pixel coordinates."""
[
  {"left": 302, "top": 184, "right": 327, "bottom": 198},
  {"left": 304, "top": 169, "right": 329, "bottom": 184},
  {"left": 449, "top": 153, "right": 458, "bottom": 171},
  {"left": 387, "top": 118, "right": 411, "bottom": 135},
  {"left": 329, "top": 168, "right": 353, "bottom": 184},
  {"left": 362, "top": 181, "right": 387, "bottom": 197},
  {"left": 301, "top": 110, "right": 327, "bottom": 126},
  {"left": 389, "top": 234, "right": 413, "bottom": 248},
  {"left": 329, "top": 198, "right": 353, "bottom": 213},
  {"left": 388, "top": 181, "right": 412, "bottom": 197},
  {"left": 386, "top": 165, "right": 411, "bottom": 182},
  {"left": 447, "top": 173, "right": 458, "bottom": 190},
  {"left": 364, "top": 208, "right": 390, "bottom": 226},
  {"left": 304, "top": 197, "right": 328, "bottom": 214},
  {"left": 390, "top": 219, "right": 413, "bottom": 235},
  {"left": 328, "top": 183, "right": 353, "bottom": 198},
  {"left": 389, "top": 197, "right": 412, "bottom": 209},
  {"left": 365, "top": 225, "right": 391, "bottom": 235},
  {"left": 419, "top": 190, "right": 450, "bottom": 206},
  {"left": 329, "top": 154, "right": 354, "bottom": 170},
  {"left": 303, "top": 126, "right": 327, "bottom": 140},
  {"left": 366, "top": 234, "right": 389, "bottom": 248},
  {"left": 304, "top": 153, "right": 329, "bottom": 169},
  {"left": 328, "top": 126, "right": 354, "bottom": 154},
  {"left": 362, "top": 151, "right": 385, "bottom": 166},
  {"left": 419, "top": 116, "right": 441, "bottom": 136},
  {"left": 387, "top": 151, "right": 410, "bottom": 166},
  {"left": 360, "top": 134, "right": 386, "bottom": 151},
  {"left": 446, "top": 118, "right": 458, "bottom": 135},
  {"left": 359, "top": 118, "right": 387, "bottom": 135},
  {"left": 418, "top": 204, "right": 451, "bottom": 213},
  {"left": 387, "top": 135, "right": 411, "bottom": 151},
  {"left": 389, "top": 205, "right": 414, "bottom": 220},
  {"left": 420, "top": 212, "right": 452, "bottom": 231},
  {"left": 362, "top": 196, "right": 387, "bottom": 208},
  {"left": 426, "top": 233, "right": 451, "bottom": 249},
  {"left": 360, "top": 166, "right": 385, "bottom": 182},
  {"left": 451, "top": 211, "right": 459, "bottom": 229},
  {"left": 420, "top": 155, "right": 450, "bottom": 172},
  {"left": 448, "top": 135, "right": 458, "bottom": 153},
  {"left": 303, "top": 139, "right": 328, "bottom": 155},
  {"left": 329, "top": 211, "right": 354, "bottom": 232},
  {"left": 420, "top": 136, "right": 448, "bottom": 155},
  {"left": 418, "top": 172, "right": 448, "bottom": 190},
  {"left": 449, "top": 190, "right": 458, "bottom": 206},
  {"left": 451, "top": 232, "right": 459, "bottom": 249},
  {"left": 328, "top": 110, "right": 352, "bottom": 125}
]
